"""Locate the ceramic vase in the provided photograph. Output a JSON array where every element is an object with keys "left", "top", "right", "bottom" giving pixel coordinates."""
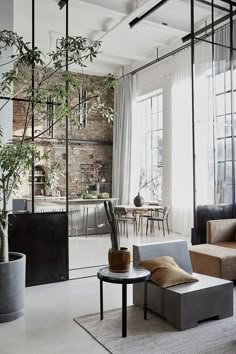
[{"left": 133, "top": 192, "right": 144, "bottom": 207}]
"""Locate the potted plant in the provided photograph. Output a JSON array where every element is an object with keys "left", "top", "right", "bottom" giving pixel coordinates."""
[
  {"left": 104, "top": 201, "right": 130, "bottom": 273},
  {"left": 0, "top": 129, "right": 43, "bottom": 322},
  {"left": 0, "top": 29, "right": 115, "bottom": 322},
  {"left": 45, "top": 162, "right": 64, "bottom": 196}
]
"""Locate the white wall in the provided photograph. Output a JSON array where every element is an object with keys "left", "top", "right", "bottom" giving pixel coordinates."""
[
  {"left": 134, "top": 59, "right": 173, "bottom": 226},
  {"left": 0, "top": 0, "right": 13, "bottom": 143}
]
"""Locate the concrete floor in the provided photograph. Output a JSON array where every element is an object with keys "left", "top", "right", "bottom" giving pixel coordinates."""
[
  {"left": 0, "top": 230, "right": 190, "bottom": 354},
  {"left": 69, "top": 229, "right": 190, "bottom": 277}
]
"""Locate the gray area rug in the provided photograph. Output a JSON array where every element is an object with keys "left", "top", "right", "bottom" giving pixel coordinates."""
[{"left": 74, "top": 288, "right": 236, "bottom": 354}]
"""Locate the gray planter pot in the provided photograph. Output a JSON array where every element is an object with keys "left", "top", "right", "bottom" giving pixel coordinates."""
[{"left": 0, "top": 252, "right": 26, "bottom": 323}]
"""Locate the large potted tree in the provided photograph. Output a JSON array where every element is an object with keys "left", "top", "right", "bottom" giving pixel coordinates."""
[
  {"left": 0, "top": 131, "right": 43, "bottom": 322},
  {"left": 0, "top": 29, "right": 114, "bottom": 322}
]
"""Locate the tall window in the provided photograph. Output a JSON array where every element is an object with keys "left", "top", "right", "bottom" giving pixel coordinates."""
[
  {"left": 137, "top": 91, "right": 163, "bottom": 202},
  {"left": 208, "top": 70, "right": 236, "bottom": 204}
]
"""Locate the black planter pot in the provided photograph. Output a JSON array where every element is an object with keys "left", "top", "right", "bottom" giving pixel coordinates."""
[
  {"left": 0, "top": 252, "right": 26, "bottom": 323},
  {"left": 133, "top": 193, "right": 144, "bottom": 207}
]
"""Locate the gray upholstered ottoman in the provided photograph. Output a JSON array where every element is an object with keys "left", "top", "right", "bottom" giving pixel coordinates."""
[
  {"left": 189, "top": 244, "right": 236, "bottom": 280},
  {"left": 133, "top": 240, "right": 233, "bottom": 331}
]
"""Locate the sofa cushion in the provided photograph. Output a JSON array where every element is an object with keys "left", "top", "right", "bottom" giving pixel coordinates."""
[
  {"left": 214, "top": 242, "right": 236, "bottom": 250},
  {"left": 207, "top": 219, "right": 236, "bottom": 243},
  {"left": 140, "top": 256, "right": 198, "bottom": 288},
  {"left": 189, "top": 243, "right": 236, "bottom": 280}
]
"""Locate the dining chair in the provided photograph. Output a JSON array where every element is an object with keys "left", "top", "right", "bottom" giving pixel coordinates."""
[
  {"left": 146, "top": 206, "right": 170, "bottom": 236},
  {"left": 114, "top": 207, "right": 137, "bottom": 237},
  {"left": 137, "top": 208, "right": 154, "bottom": 233}
]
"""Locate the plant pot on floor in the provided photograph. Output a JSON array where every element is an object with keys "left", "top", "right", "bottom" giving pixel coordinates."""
[{"left": 0, "top": 252, "right": 26, "bottom": 323}]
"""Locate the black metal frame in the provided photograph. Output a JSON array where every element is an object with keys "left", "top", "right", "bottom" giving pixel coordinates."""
[
  {"left": 127, "top": 0, "right": 236, "bottom": 242},
  {"left": 31, "top": 0, "right": 35, "bottom": 211},
  {"left": 0, "top": 0, "right": 70, "bottom": 214},
  {"left": 0, "top": 0, "right": 70, "bottom": 283},
  {"left": 1, "top": 0, "right": 236, "bottom": 271},
  {"left": 190, "top": 0, "right": 236, "bottom": 241},
  {"left": 129, "top": 0, "right": 170, "bottom": 28}
]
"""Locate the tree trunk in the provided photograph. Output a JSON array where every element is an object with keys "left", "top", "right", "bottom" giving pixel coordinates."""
[{"left": 0, "top": 222, "right": 9, "bottom": 263}]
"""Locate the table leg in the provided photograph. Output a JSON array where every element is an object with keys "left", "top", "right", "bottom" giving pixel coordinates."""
[
  {"left": 144, "top": 280, "right": 148, "bottom": 320},
  {"left": 122, "top": 283, "right": 127, "bottom": 337},
  {"left": 100, "top": 279, "right": 103, "bottom": 320},
  {"left": 141, "top": 214, "right": 143, "bottom": 236}
]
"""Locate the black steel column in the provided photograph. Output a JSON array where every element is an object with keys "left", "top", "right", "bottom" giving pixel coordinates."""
[
  {"left": 191, "top": 0, "right": 197, "bottom": 233},
  {"left": 211, "top": 0, "right": 217, "bottom": 204},
  {"left": 144, "top": 280, "right": 148, "bottom": 320},
  {"left": 65, "top": 0, "right": 69, "bottom": 214},
  {"left": 122, "top": 283, "right": 127, "bottom": 337},
  {"left": 230, "top": 3, "right": 235, "bottom": 204},
  {"left": 31, "top": 0, "right": 35, "bottom": 213},
  {"left": 100, "top": 279, "right": 103, "bottom": 320}
]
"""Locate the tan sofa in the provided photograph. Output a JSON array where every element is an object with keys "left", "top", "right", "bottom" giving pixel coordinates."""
[
  {"left": 189, "top": 219, "right": 236, "bottom": 280},
  {"left": 206, "top": 219, "right": 236, "bottom": 249}
]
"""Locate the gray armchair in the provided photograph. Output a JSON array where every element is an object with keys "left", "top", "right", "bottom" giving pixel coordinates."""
[{"left": 133, "top": 240, "right": 233, "bottom": 330}]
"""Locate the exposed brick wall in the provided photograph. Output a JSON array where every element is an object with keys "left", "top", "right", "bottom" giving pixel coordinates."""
[{"left": 13, "top": 71, "right": 114, "bottom": 198}]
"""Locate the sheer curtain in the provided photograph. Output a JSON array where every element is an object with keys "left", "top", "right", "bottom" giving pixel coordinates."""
[
  {"left": 112, "top": 75, "right": 134, "bottom": 205},
  {"left": 171, "top": 49, "right": 193, "bottom": 235}
]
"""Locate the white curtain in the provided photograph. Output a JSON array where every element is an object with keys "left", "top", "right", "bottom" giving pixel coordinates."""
[
  {"left": 112, "top": 75, "right": 134, "bottom": 205},
  {"left": 171, "top": 49, "right": 193, "bottom": 235}
]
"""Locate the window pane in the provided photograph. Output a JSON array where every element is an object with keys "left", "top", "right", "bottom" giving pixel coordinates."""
[
  {"left": 216, "top": 139, "right": 225, "bottom": 161},
  {"left": 152, "top": 149, "right": 158, "bottom": 166},
  {"left": 157, "top": 148, "right": 162, "bottom": 164},
  {"left": 146, "top": 98, "right": 151, "bottom": 116},
  {"left": 226, "top": 114, "right": 232, "bottom": 126},
  {"left": 216, "top": 94, "right": 225, "bottom": 116},
  {"left": 157, "top": 131, "right": 163, "bottom": 148},
  {"left": 158, "top": 95, "right": 163, "bottom": 112},
  {"left": 216, "top": 124, "right": 225, "bottom": 139},
  {"left": 152, "top": 131, "right": 158, "bottom": 149},
  {"left": 157, "top": 112, "right": 163, "bottom": 129},
  {"left": 147, "top": 115, "right": 151, "bottom": 131},
  {"left": 226, "top": 137, "right": 232, "bottom": 160},
  {"left": 152, "top": 113, "right": 158, "bottom": 130},
  {"left": 226, "top": 92, "right": 231, "bottom": 114},
  {"left": 216, "top": 114, "right": 225, "bottom": 125},
  {"left": 215, "top": 72, "right": 224, "bottom": 94},
  {"left": 147, "top": 132, "right": 151, "bottom": 150},
  {"left": 137, "top": 92, "right": 163, "bottom": 202},
  {"left": 225, "top": 71, "right": 231, "bottom": 92},
  {"left": 152, "top": 96, "right": 158, "bottom": 113}
]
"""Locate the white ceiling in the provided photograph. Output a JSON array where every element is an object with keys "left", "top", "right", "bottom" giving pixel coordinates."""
[{"left": 13, "top": 0, "right": 227, "bottom": 76}]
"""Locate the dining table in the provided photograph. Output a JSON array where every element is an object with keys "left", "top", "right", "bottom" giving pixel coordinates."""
[{"left": 115, "top": 204, "right": 163, "bottom": 235}]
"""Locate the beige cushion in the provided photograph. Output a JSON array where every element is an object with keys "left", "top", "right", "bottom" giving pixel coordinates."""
[
  {"left": 189, "top": 244, "right": 236, "bottom": 280},
  {"left": 207, "top": 219, "right": 236, "bottom": 243},
  {"left": 140, "top": 256, "right": 198, "bottom": 288},
  {"left": 214, "top": 241, "right": 236, "bottom": 250}
]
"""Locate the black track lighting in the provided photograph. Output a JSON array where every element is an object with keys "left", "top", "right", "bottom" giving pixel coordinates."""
[{"left": 58, "top": 0, "right": 67, "bottom": 10}]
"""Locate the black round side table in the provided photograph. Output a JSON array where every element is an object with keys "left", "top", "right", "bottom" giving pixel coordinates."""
[{"left": 97, "top": 265, "right": 150, "bottom": 338}]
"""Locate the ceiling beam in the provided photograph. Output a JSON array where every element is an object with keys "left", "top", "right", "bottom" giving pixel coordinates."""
[
  {"left": 75, "top": 0, "right": 124, "bottom": 19},
  {"left": 98, "top": 0, "right": 188, "bottom": 40},
  {"left": 141, "top": 19, "right": 187, "bottom": 37},
  {"left": 79, "top": 0, "right": 188, "bottom": 41}
]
